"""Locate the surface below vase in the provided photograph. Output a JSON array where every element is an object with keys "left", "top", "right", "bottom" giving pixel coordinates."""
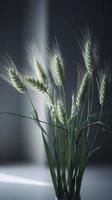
[{"left": 55, "top": 196, "right": 81, "bottom": 200}]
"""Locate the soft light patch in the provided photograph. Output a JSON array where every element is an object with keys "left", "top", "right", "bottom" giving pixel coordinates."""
[{"left": 0, "top": 173, "right": 51, "bottom": 187}]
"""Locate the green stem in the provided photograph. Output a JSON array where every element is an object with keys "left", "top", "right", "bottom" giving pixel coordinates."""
[
  {"left": 55, "top": 118, "right": 64, "bottom": 198},
  {"left": 25, "top": 90, "right": 35, "bottom": 110},
  {"left": 88, "top": 105, "right": 103, "bottom": 154},
  {"left": 82, "top": 121, "right": 112, "bottom": 132},
  {"left": 0, "top": 111, "right": 32, "bottom": 120}
]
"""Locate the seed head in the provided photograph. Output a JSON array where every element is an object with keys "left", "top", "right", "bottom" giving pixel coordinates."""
[
  {"left": 70, "top": 93, "right": 76, "bottom": 119},
  {"left": 46, "top": 89, "right": 54, "bottom": 109},
  {"left": 26, "top": 42, "right": 48, "bottom": 84},
  {"left": 57, "top": 100, "right": 66, "bottom": 125},
  {"left": 9, "top": 68, "right": 26, "bottom": 93},
  {"left": 26, "top": 76, "right": 47, "bottom": 93},
  {"left": 0, "top": 56, "right": 26, "bottom": 93},
  {"left": 76, "top": 73, "right": 91, "bottom": 108},
  {"left": 51, "top": 52, "right": 64, "bottom": 87},
  {"left": 36, "top": 60, "right": 48, "bottom": 85},
  {"left": 51, "top": 107, "right": 56, "bottom": 123},
  {"left": 99, "top": 73, "right": 108, "bottom": 105},
  {"left": 83, "top": 39, "right": 95, "bottom": 75}
]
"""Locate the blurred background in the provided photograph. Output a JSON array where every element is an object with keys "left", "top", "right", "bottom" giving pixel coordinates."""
[{"left": 0, "top": 0, "right": 112, "bottom": 166}]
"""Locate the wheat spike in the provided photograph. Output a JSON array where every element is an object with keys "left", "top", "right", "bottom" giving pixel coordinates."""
[
  {"left": 76, "top": 72, "right": 91, "bottom": 108},
  {"left": 51, "top": 107, "right": 56, "bottom": 123},
  {"left": 57, "top": 100, "right": 65, "bottom": 125},
  {"left": 83, "top": 39, "right": 95, "bottom": 75},
  {"left": 99, "top": 73, "right": 108, "bottom": 105},
  {"left": 9, "top": 68, "right": 26, "bottom": 93},
  {"left": 46, "top": 89, "right": 54, "bottom": 109},
  {"left": 70, "top": 93, "right": 76, "bottom": 119},
  {"left": 26, "top": 76, "right": 47, "bottom": 93},
  {"left": 51, "top": 52, "right": 64, "bottom": 87},
  {"left": 26, "top": 42, "right": 48, "bottom": 84},
  {"left": 36, "top": 60, "right": 48, "bottom": 84},
  {"left": 0, "top": 55, "right": 26, "bottom": 93}
]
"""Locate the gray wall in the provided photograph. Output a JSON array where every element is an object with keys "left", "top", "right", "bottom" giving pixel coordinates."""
[{"left": 0, "top": 0, "right": 24, "bottom": 162}]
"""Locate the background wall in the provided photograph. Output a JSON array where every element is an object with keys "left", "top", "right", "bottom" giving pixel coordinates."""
[
  {"left": 0, "top": 0, "right": 111, "bottom": 164},
  {"left": 0, "top": 0, "right": 25, "bottom": 162}
]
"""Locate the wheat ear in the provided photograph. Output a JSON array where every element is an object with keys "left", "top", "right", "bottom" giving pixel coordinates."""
[
  {"left": 99, "top": 72, "right": 108, "bottom": 105},
  {"left": 0, "top": 56, "right": 26, "bottom": 93},
  {"left": 57, "top": 100, "right": 66, "bottom": 125},
  {"left": 51, "top": 52, "right": 64, "bottom": 87},
  {"left": 83, "top": 39, "right": 95, "bottom": 75},
  {"left": 76, "top": 72, "right": 91, "bottom": 108},
  {"left": 51, "top": 107, "right": 57, "bottom": 123},
  {"left": 36, "top": 60, "right": 48, "bottom": 84},
  {"left": 9, "top": 68, "right": 26, "bottom": 93},
  {"left": 70, "top": 93, "right": 76, "bottom": 119},
  {"left": 26, "top": 76, "right": 47, "bottom": 93}
]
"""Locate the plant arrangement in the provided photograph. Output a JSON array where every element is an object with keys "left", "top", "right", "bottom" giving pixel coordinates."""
[{"left": 0, "top": 33, "right": 112, "bottom": 200}]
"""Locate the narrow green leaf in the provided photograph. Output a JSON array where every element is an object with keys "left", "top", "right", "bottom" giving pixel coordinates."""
[
  {"left": 88, "top": 146, "right": 101, "bottom": 159},
  {"left": 41, "top": 131, "right": 57, "bottom": 193},
  {"left": 54, "top": 126, "right": 64, "bottom": 197},
  {"left": 61, "top": 150, "right": 68, "bottom": 196},
  {"left": 76, "top": 136, "right": 87, "bottom": 196},
  {"left": 79, "top": 136, "right": 86, "bottom": 174}
]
